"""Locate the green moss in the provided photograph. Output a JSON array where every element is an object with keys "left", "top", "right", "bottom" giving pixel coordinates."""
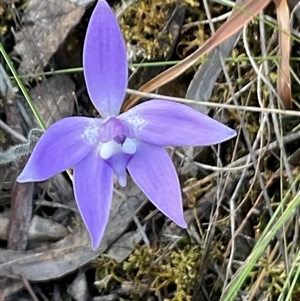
[
  {"left": 0, "top": 0, "right": 22, "bottom": 35},
  {"left": 118, "top": 0, "right": 200, "bottom": 60},
  {"left": 95, "top": 244, "right": 201, "bottom": 300}
]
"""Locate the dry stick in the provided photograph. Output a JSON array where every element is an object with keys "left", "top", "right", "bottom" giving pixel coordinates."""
[
  {"left": 224, "top": 176, "right": 296, "bottom": 300},
  {"left": 123, "top": 0, "right": 272, "bottom": 111},
  {"left": 273, "top": 0, "right": 292, "bottom": 109},
  {"left": 290, "top": 0, "right": 300, "bottom": 24},
  {"left": 233, "top": 20, "right": 275, "bottom": 248},
  {"left": 182, "top": 11, "right": 232, "bottom": 29},
  {"left": 196, "top": 0, "right": 249, "bottom": 294},
  {"left": 258, "top": 9, "right": 295, "bottom": 278},
  {"left": 113, "top": 188, "right": 150, "bottom": 248},
  {"left": 244, "top": 12, "right": 296, "bottom": 279},
  {"left": 243, "top": 23, "right": 295, "bottom": 191},
  {"left": 189, "top": 1, "right": 243, "bottom": 298},
  {"left": 220, "top": 10, "right": 276, "bottom": 259},
  {"left": 20, "top": 274, "right": 39, "bottom": 301},
  {"left": 257, "top": 10, "right": 273, "bottom": 153},
  {"left": 198, "top": 12, "right": 277, "bottom": 290},
  {"left": 246, "top": 12, "right": 295, "bottom": 190},
  {"left": 217, "top": 27, "right": 274, "bottom": 301},
  {"left": 126, "top": 89, "right": 300, "bottom": 117},
  {"left": 222, "top": 50, "right": 272, "bottom": 290},
  {"left": 223, "top": 174, "right": 280, "bottom": 259},
  {"left": 222, "top": 114, "right": 270, "bottom": 289},
  {"left": 0, "top": 120, "right": 27, "bottom": 143},
  {"left": 182, "top": 129, "right": 300, "bottom": 194}
]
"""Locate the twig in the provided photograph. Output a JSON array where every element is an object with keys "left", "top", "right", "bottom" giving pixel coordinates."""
[
  {"left": 20, "top": 274, "right": 39, "bottom": 301},
  {"left": 126, "top": 88, "right": 300, "bottom": 117},
  {"left": 0, "top": 120, "right": 27, "bottom": 142},
  {"left": 183, "top": 129, "right": 300, "bottom": 194}
]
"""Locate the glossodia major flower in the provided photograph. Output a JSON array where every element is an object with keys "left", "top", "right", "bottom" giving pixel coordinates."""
[{"left": 18, "top": 0, "right": 236, "bottom": 249}]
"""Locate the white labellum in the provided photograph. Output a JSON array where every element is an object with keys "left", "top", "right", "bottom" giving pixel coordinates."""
[{"left": 100, "top": 138, "right": 137, "bottom": 159}]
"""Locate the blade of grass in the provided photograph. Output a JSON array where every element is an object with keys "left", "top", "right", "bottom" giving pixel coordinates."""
[
  {"left": 278, "top": 248, "right": 300, "bottom": 301},
  {"left": 13, "top": 53, "right": 300, "bottom": 80},
  {"left": 0, "top": 43, "right": 46, "bottom": 130},
  {"left": 221, "top": 173, "right": 300, "bottom": 301},
  {"left": 285, "top": 249, "right": 300, "bottom": 300}
]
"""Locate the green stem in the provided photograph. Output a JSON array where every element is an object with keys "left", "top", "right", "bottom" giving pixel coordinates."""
[{"left": 0, "top": 42, "right": 46, "bottom": 130}]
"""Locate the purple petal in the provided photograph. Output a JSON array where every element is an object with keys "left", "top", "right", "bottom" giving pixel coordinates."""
[
  {"left": 106, "top": 153, "right": 132, "bottom": 187},
  {"left": 83, "top": 0, "right": 128, "bottom": 118},
  {"left": 74, "top": 151, "right": 113, "bottom": 249},
  {"left": 18, "top": 117, "right": 99, "bottom": 182},
  {"left": 119, "top": 99, "right": 236, "bottom": 146},
  {"left": 127, "top": 141, "right": 187, "bottom": 227}
]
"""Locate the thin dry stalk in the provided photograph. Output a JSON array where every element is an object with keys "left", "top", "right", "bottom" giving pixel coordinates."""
[{"left": 274, "top": 0, "right": 292, "bottom": 109}]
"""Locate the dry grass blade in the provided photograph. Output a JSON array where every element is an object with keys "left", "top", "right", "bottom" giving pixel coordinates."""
[
  {"left": 274, "top": 0, "right": 292, "bottom": 109},
  {"left": 123, "top": 0, "right": 272, "bottom": 111}
]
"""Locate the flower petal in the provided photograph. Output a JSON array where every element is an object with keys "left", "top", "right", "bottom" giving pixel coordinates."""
[
  {"left": 83, "top": 0, "right": 128, "bottom": 117},
  {"left": 74, "top": 151, "right": 113, "bottom": 249},
  {"left": 120, "top": 99, "right": 236, "bottom": 146},
  {"left": 18, "top": 117, "right": 99, "bottom": 182},
  {"left": 106, "top": 152, "right": 132, "bottom": 187},
  {"left": 127, "top": 141, "right": 187, "bottom": 227}
]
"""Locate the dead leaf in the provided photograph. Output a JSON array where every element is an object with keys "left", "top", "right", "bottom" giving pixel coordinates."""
[
  {"left": 0, "top": 213, "right": 69, "bottom": 242},
  {"left": 30, "top": 75, "right": 75, "bottom": 127},
  {"left": 106, "top": 229, "right": 143, "bottom": 263},
  {"left": 0, "top": 277, "right": 24, "bottom": 301},
  {"left": 14, "top": 0, "right": 85, "bottom": 74},
  {"left": 0, "top": 178, "right": 145, "bottom": 281},
  {"left": 7, "top": 180, "right": 33, "bottom": 251},
  {"left": 67, "top": 270, "right": 90, "bottom": 301}
]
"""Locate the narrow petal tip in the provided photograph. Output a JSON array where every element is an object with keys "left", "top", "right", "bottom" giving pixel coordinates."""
[
  {"left": 174, "top": 217, "right": 188, "bottom": 228},
  {"left": 74, "top": 153, "right": 114, "bottom": 250},
  {"left": 120, "top": 99, "right": 237, "bottom": 147},
  {"left": 83, "top": 0, "right": 128, "bottom": 117},
  {"left": 17, "top": 170, "right": 38, "bottom": 183},
  {"left": 128, "top": 142, "right": 187, "bottom": 228}
]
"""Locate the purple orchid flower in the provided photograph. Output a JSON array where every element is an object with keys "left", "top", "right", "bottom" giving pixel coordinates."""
[{"left": 18, "top": 0, "right": 236, "bottom": 249}]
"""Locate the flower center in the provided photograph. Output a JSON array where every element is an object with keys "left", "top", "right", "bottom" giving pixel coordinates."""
[
  {"left": 98, "top": 117, "right": 137, "bottom": 187},
  {"left": 99, "top": 137, "right": 137, "bottom": 160}
]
